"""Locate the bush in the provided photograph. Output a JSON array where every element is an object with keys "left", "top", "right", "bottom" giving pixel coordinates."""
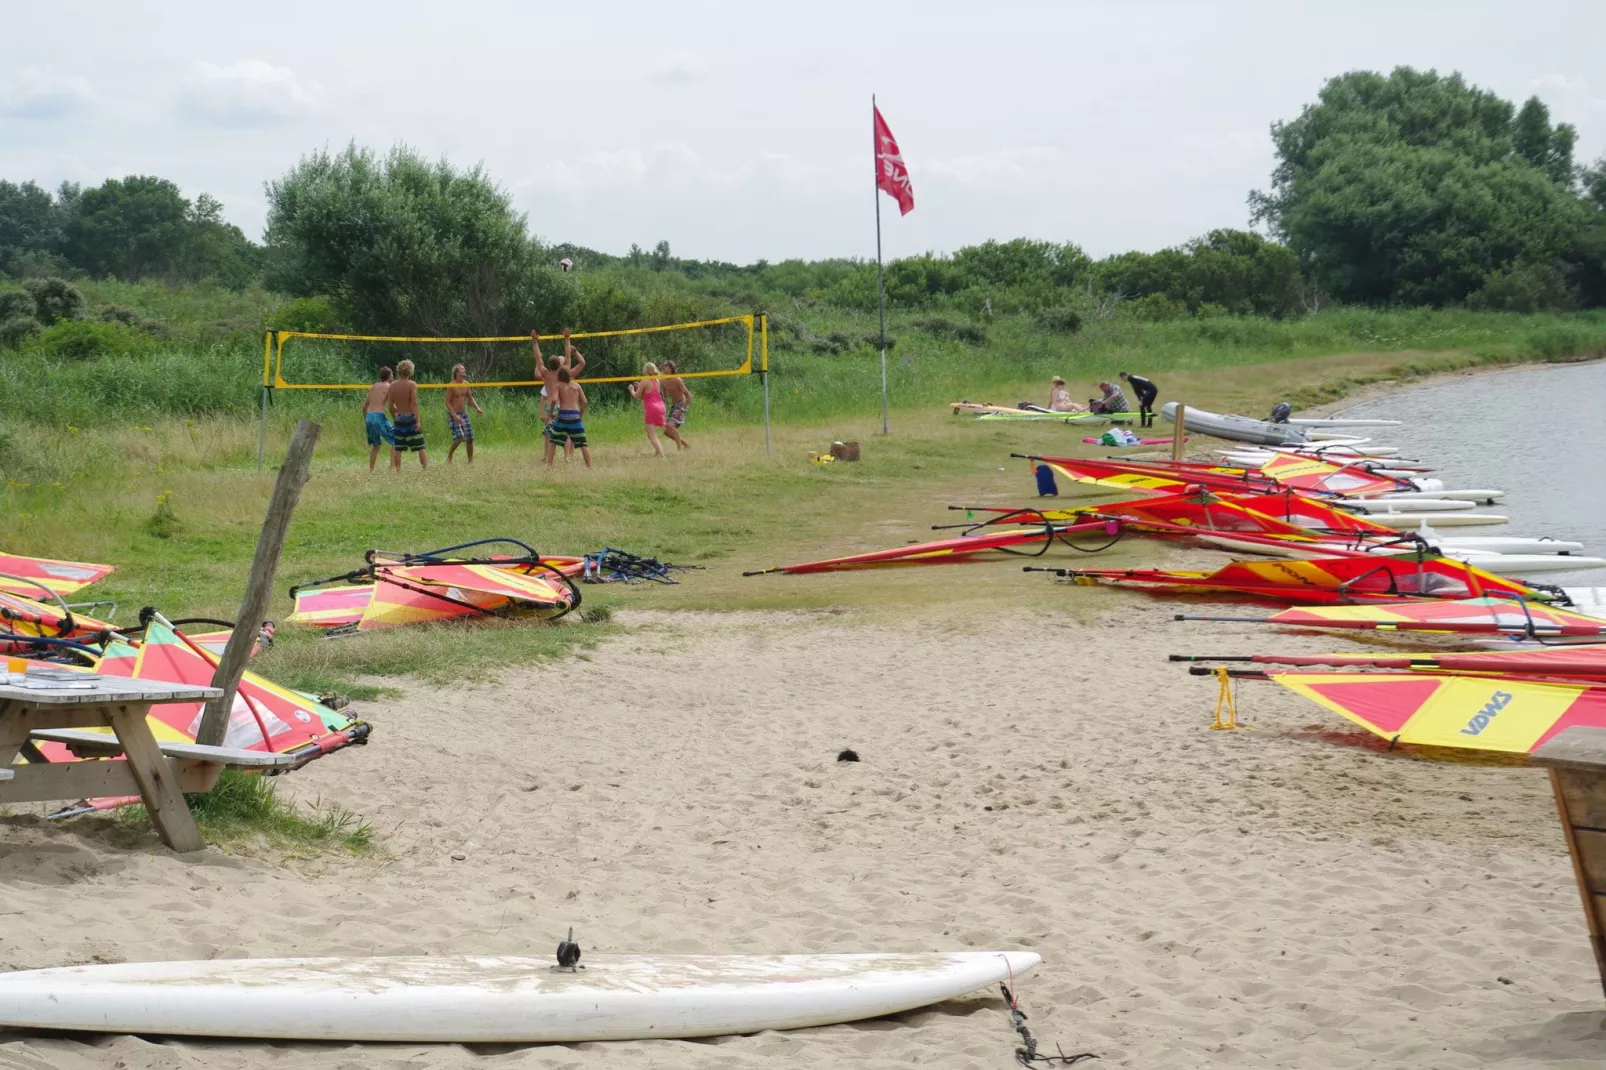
[
  {"left": 265, "top": 295, "right": 341, "bottom": 333},
  {"left": 21, "top": 276, "right": 86, "bottom": 325},
  {"left": 913, "top": 316, "right": 988, "bottom": 345},
  {"left": 1035, "top": 307, "right": 1084, "bottom": 334},
  {"left": 31, "top": 319, "right": 151, "bottom": 361},
  {"left": 0, "top": 315, "right": 42, "bottom": 348},
  {"left": 0, "top": 289, "right": 37, "bottom": 321},
  {"left": 1467, "top": 260, "right": 1577, "bottom": 313},
  {"left": 97, "top": 304, "right": 141, "bottom": 326},
  {"left": 1520, "top": 323, "right": 1603, "bottom": 361}
]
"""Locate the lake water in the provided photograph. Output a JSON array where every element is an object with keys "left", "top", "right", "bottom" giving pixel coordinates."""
[{"left": 1335, "top": 359, "right": 1606, "bottom": 584}]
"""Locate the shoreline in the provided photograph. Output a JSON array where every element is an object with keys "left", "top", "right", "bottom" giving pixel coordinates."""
[{"left": 1306, "top": 352, "right": 1606, "bottom": 417}]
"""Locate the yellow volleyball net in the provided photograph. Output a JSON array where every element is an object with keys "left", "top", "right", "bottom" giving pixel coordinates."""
[
  {"left": 253, "top": 313, "right": 772, "bottom": 468},
  {"left": 262, "top": 313, "right": 765, "bottom": 390}
]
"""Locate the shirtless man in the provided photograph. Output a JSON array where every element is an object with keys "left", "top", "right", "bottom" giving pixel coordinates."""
[
  {"left": 387, "top": 359, "right": 427, "bottom": 470},
  {"left": 544, "top": 366, "right": 592, "bottom": 469},
  {"left": 444, "top": 363, "right": 484, "bottom": 464},
  {"left": 660, "top": 359, "right": 691, "bottom": 450},
  {"left": 363, "top": 367, "right": 394, "bottom": 472},
  {"left": 532, "top": 329, "right": 586, "bottom": 456}
]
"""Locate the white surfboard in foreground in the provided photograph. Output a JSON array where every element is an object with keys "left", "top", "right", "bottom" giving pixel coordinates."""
[{"left": 0, "top": 951, "right": 1041, "bottom": 1043}]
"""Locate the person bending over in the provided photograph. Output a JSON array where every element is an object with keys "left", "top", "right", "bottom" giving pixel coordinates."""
[
  {"left": 1119, "top": 371, "right": 1158, "bottom": 426},
  {"left": 1089, "top": 380, "right": 1130, "bottom": 415}
]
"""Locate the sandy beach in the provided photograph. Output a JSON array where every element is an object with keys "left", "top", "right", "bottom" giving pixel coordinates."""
[{"left": 4, "top": 603, "right": 1604, "bottom": 1069}]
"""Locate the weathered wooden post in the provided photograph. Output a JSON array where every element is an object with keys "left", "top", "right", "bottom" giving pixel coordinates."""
[
  {"left": 1170, "top": 405, "right": 1187, "bottom": 463},
  {"left": 198, "top": 420, "right": 320, "bottom": 747},
  {"left": 1531, "top": 725, "right": 1606, "bottom": 999}
]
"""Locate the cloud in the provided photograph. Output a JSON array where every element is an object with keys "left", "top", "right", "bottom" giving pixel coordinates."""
[
  {"left": 176, "top": 60, "right": 323, "bottom": 127},
  {"left": 0, "top": 68, "right": 94, "bottom": 120},
  {"left": 648, "top": 51, "right": 706, "bottom": 85}
]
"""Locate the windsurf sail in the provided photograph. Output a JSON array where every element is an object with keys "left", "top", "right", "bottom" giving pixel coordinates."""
[
  {"left": 0, "top": 553, "right": 116, "bottom": 598},
  {"left": 1263, "top": 670, "right": 1606, "bottom": 755},
  {"left": 1174, "top": 645, "right": 1606, "bottom": 681},
  {"left": 744, "top": 519, "right": 1116, "bottom": 576},
  {"left": 287, "top": 540, "right": 583, "bottom": 632},
  {"left": 1031, "top": 554, "right": 1537, "bottom": 604},
  {"left": 31, "top": 619, "right": 368, "bottom": 764},
  {"left": 1174, "top": 596, "right": 1606, "bottom": 636},
  {"left": 1254, "top": 453, "right": 1407, "bottom": 498}
]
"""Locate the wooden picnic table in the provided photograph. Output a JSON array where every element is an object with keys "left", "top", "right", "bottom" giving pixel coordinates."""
[{"left": 0, "top": 670, "right": 224, "bottom": 853}]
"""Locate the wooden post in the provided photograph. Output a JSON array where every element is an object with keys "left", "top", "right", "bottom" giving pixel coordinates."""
[
  {"left": 198, "top": 419, "right": 320, "bottom": 747},
  {"left": 1171, "top": 405, "right": 1187, "bottom": 463},
  {"left": 1531, "top": 725, "right": 1606, "bottom": 1000}
]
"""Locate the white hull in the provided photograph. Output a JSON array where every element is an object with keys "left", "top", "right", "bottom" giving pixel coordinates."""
[
  {"left": 1436, "top": 551, "right": 1606, "bottom": 576},
  {"left": 1434, "top": 535, "right": 1586, "bottom": 555},
  {"left": 1361, "top": 511, "right": 1509, "bottom": 528},
  {"left": 1191, "top": 536, "right": 1600, "bottom": 575},
  {"left": 0, "top": 952, "right": 1041, "bottom": 1044},
  {"left": 1377, "top": 488, "right": 1506, "bottom": 504},
  {"left": 1340, "top": 498, "right": 1476, "bottom": 514},
  {"left": 1163, "top": 402, "right": 1308, "bottom": 446}
]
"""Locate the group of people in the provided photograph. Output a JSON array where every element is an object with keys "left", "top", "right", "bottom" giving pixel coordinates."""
[
  {"left": 1047, "top": 370, "right": 1159, "bottom": 425},
  {"left": 361, "top": 328, "right": 693, "bottom": 471}
]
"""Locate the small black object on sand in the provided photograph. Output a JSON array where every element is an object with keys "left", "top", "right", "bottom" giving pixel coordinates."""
[{"left": 837, "top": 749, "right": 860, "bottom": 763}]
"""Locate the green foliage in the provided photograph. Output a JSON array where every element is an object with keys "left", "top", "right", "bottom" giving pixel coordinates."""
[
  {"left": 1253, "top": 68, "right": 1589, "bottom": 306},
  {"left": 0, "top": 315, "right": 41, "bottom": 348},
  {"left": 0, "top": 288, "right": 36, "bottom": 321},
  {"left": 145, "top": 489, "right": 181, "bottom": 539},
  {"left": 1036, "top": 307, "right": 1084, "bottom": 334},
  {"left": 30, "top": 319, "right": 153, "bottom": 361},
  {"left": 265, "top": 143, "right": 576, "bottom": 377},
  {"left": 0, "top": 180, "right": 67, "bottom": 274},
  {"left": 266, "top": 294, "right": 341, "bottom": 333},
  {"left": 66, "top": 176, "right": 192, "bottom": 279},
  {"left": 913, "top": 317, "right": 987, "bottom": 344},
  {"left": 1468, "top": 260, "right": 1577, "bottom": 313},
  {"left": 21, "top": 276, "right": 85, "bottom": 325}
]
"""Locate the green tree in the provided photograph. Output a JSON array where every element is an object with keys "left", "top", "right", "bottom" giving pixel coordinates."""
[
  {"left": 65, "top": 176, "right": 192, "bottom": 279},
  {"left": 1251, "top": 68, "right": 1586, "bottom": 305},
  {"left": 264, "top": 143, "right": 576, "bottom": 372},
  {"left": 0, "top": 180, "right": 67, "bottom": 273}
]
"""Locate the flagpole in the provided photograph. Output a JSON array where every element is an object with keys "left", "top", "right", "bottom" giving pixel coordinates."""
[{"left": 873, "top": 95, "right": 889, "bottom": 435}]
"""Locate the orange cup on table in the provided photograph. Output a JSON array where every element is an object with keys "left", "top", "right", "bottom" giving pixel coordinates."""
[{"left": 5, "top": 657, "right": 27, "bottom": 674}]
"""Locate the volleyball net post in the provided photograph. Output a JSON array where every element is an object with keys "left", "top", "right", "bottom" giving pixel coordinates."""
[{"left": 255, "top": 313, "right": 771, "bottom": 471}]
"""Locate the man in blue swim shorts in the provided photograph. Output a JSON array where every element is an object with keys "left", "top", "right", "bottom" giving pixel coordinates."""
[
  {"left": 543, "top": 367, "right": 592, "bottom": 469},
  {"left": 363, "top": 367, "right": 394, "bottom": 472}
]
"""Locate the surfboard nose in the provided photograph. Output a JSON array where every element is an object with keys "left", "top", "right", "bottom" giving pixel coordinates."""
[{"left": 996, "top": 950, "right": 1043, "bottom": 975}]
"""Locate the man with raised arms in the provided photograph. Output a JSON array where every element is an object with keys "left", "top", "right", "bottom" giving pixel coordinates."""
[
  {"left": 532, "top": 328, "right": 586, "bottom": 455},
  {"left": 544, "top": 366, "right": 592, "bottom": 469}
]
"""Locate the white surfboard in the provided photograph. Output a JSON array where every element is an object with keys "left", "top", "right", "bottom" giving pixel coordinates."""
[{"left": 0, "top": 951, "right": 1041, "bottom": 1043}]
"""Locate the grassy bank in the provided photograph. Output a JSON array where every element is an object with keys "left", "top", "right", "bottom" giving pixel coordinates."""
[{"left": 5, "top": 299, "right": 1606, "bottom": 695}]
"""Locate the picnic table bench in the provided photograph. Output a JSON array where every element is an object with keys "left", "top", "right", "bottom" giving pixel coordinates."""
[{"left": 0, "top": 670, "right": 286, "bottom": 853}]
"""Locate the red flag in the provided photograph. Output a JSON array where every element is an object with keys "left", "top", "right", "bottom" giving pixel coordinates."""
[{"left": 874, "top": 106, "right": 915, "bottom": 215}]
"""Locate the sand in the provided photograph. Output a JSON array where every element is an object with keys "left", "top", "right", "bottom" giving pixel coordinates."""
[{"left": 3, "top": 605, "right": 1605, "bottom": 1069}]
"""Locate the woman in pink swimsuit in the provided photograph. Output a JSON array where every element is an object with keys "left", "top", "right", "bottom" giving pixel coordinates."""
[{"left": 628, "top": 361, "right": 668, "bottom": 457}]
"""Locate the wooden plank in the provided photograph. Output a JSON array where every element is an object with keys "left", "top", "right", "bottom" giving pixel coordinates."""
[
  {"left": 1549, "top": 769, "right": 1606, "bottom": 999},
  {"left": 1532, "top": 726, "right": 1606, "bottom": 773},
  {"left": 0, "top": 676, "right": 220, "bottom": 705},
  {"left": 0, "top": 704, "right": 113, "bottom": 735},
  {"left": 105, "top": 703, "right": 206, "bottom": 853},
  {"left": 0, "top": 758, "right": 220, "bottom": 804},
  {"left": 28, "top": 728, "right": 298, "bottom": 768},
  {"left": 199, "top": 419, "right": 320, "bottom": 747},
  {"left": 1555, "top": 768, "right": 1606, "bottom": 830},
  {"left": 1575, "top": 829, "right": 1606, "bottom": 896},
  {"left": 0, "top": 698, "right": 31, "bottom": 765}
]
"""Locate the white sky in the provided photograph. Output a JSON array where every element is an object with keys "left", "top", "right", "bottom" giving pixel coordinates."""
[{"left": 3, "top": 0, "right": 1604, "bottom": 264}]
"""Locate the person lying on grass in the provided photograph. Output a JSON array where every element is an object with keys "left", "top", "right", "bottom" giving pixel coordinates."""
[{"left": 445, "top": 364, "right": 484, "bottom": 464}]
